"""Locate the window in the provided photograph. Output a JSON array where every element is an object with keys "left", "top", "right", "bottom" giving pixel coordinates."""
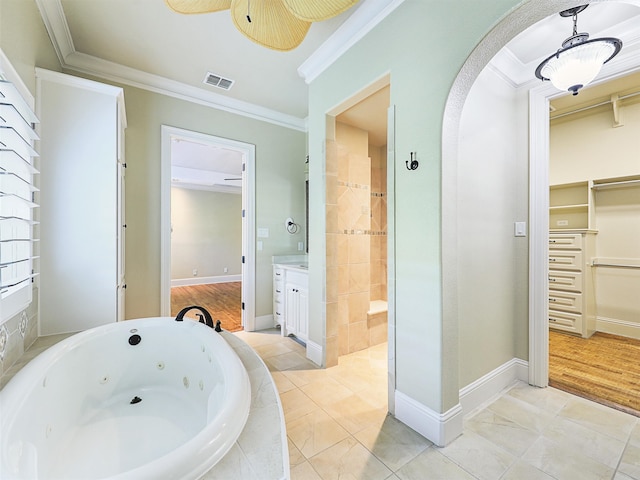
[{"left": 0, "top": 79, "right": 39, "bottom": 321}]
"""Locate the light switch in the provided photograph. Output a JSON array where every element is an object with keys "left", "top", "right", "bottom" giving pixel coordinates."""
[
  {"left": 257, "top": 227, "right": 269, "bottom": 238},
  {"left": 514, "top": 221, "right": 527, "bottom": 237},
  {"left": 257, "top": 241, "right": 263, "bottom": 251}
]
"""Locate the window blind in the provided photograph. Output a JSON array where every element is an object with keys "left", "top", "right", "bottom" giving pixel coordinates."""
[{"left": 0, "top": 79, "right": 39, "bottom": 313}]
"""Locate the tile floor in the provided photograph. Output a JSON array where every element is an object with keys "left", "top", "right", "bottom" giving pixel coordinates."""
[
  {"left": 2, "top": 329, "right": 639, "bottom": 480},
  {"left": 234, "top": 329, "right": 640, "bottom": 480}
]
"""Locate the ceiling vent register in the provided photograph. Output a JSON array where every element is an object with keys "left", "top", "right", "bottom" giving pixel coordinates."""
[{"left": 203, "top": 72, "right": 234, "bottom": 90}]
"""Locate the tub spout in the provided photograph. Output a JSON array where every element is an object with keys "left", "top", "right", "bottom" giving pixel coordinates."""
[{"left": 175, "top": 306, "right": 216, "bottom": 330}]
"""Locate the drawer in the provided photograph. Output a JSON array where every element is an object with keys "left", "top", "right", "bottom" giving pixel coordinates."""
[
  {"left": 549, "top": 310, "right": 583, "bottom": 334},
  {"left": 548, "top": 270, "right": 582, "bottom": 293},
  {"left": 549, "top": 250, "right": 583, "bottom": 271},
  {"left": 274, "top": 268, "right": 285, "bottom": 279},
  {"left": 549, "top": 291, "right": 582, "bottom": 314},
  {"left": 549, "top": 233, "right": 582, "bottom": 250}
]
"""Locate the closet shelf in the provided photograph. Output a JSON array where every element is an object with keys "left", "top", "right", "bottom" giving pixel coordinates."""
[{"left": 592, "top": 175, "right": 640, "bottom": 190}]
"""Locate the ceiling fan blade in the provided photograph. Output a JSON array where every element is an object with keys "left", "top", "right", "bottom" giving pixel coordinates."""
[
  {"left": 165, "top": 0, "right": 231, "bottom": 14},
  {"left": 282, "top": 0, "right": 359, "bottom": 22},
  {"left": 231, "top": 0, "right": 310, "bottom": 51}
]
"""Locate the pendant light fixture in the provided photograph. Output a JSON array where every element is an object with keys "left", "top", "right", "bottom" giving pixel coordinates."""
[{"left": 535, "top": 5, "right": 622, "bottom": 96}]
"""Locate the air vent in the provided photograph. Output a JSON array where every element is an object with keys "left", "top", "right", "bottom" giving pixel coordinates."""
[{"left": 203, "top": 72, "right": 234, "bottom": 90}]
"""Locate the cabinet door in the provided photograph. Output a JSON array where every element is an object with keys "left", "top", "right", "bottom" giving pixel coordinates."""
[
  {"left": 297, "top": 287, "right": 309, "bottom": 342},
  {"left": 285, "top": 286, "right": 299, "bottom": 335}
]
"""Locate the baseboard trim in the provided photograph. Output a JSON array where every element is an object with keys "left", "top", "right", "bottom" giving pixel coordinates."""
[
  {"left": 459, "top": 357, "right": 529, "bottom": 416},
  {"left": 596, "top": 316, "right": 640, "bottom": 340},
  {"left": 254, "top": 314, "right": 275, "bottom": 331},
  {"left": 394, "top": 391, "right": 463, "bottom": 447},
  {"left": 306, "top": 340, "right": 323, "bottom": 367},
  {"left": 171, "top": 275, "right": 241, "bottom": 287}
]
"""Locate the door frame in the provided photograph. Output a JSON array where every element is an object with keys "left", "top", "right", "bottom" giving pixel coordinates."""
[
  {"left": 160, "top": 125, "right": 256, "bottom": 330},
  {"left": 528, "top": 54, "right": 640, "bottom": 387}
]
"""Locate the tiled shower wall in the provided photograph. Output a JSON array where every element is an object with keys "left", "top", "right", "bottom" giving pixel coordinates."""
[{"left": 325, "top": 123, "right": 388, "bottom": 367}]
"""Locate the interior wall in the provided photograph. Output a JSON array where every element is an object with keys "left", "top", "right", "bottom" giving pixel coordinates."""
[
  {"left": 550, "top": 100, "right": 640, "bottom": 333},
  {"left": 170, "top": 187, "right": 242, "bottom": 281},
  {"left": 457, "top": 64, "right": 530, "bottom": 387},
  {"left": 550, "top": 101, "right": 640, "bottom": 184},
  {"left": 111, "top": 84, "right": 306, "bottom": 320},
  {"left": 308, "top": 0, "right": 524, "bottom": 415},
  {"left": 0, "top": 0, "right": 60, "bottom": 374}
]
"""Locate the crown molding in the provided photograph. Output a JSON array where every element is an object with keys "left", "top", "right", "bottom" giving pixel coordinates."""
[
  {"left": 298, "top": 0, "right": 406, "bottom": 84},
  {"left": 34, "top": 0, "right": 307, "bottom": 131}
]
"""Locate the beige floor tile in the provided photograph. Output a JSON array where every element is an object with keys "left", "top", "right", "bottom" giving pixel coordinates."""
[
  {"left": 253, "top": 341, "right": 297, "bottom": 359},
  {"left": 265, "top": 351, "right": 318, "bottom": 372},
  {"left": 618, "top": 443, "right": 640, "bottom": 479},
  {"left": 558, "top": 397, "right": 637, "bottom": 443},
  {"left": 500, "top": 460, "right": 555, "bottom": 480},
  {"left": 488, "top": 394, "right": 554, "bottom": 434},
  {"left": 283, "top": 367, "right": 331, "bottom": 388},
  {"left": 300, "top": 376, "right": 354, "bottom": 408},
  {"left": 438, "top": 430, "right": 515, "bottom": 480},
  {"left": 522, "top": 436, "right": 615, "bottom": 480},
  {"left": 287, "top": 409, "right": 351, "bottom": 459},
  {"left": 466, "top": 409, "right": 539, "bottom": 457},
  {"left": 323, "top": 394, "right": 387, "bottom": 435},
  {"left": 396, "top": 447, "right": 475, "bottom": 480},
  {"left": 542, "top": 415, "right": 627, "bottom": 468},
  {"left": 290, "top": 461, "right": 322, "bottom": 480},
  {"left": 288, "top": 438, "right": 306, "bottom": 468},
  {"left": 505, "top": 383, "right": 570, "bottom": 415},
  {"left": 355, "top": 415, "right": 431, "bottom": 471},
  {"left": 280, "top": 387, "right": 321, "bottom": 423},
  {"left": 271, "top": 371, "right": 297, "bottom": 394},
  {"left": 309, "top": 437, "right": 392, "bottom": 480}
]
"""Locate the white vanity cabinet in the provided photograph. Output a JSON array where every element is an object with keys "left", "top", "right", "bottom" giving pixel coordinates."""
[
  {"left": 548, "top": 232, "right": 596, "bottom": 337},
  {"left": 273, "top": 264, "right": 308, "bottom": 343}
]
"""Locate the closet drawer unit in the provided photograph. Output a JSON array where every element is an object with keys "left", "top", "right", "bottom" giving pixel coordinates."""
[
  {"left": 549, "top": 310, "right": 583, "bottom": 335},
  {"left": 548, "top": 270, "right": 583, "bottom": 293},
  {"left": 549, "top": 250, "right": 583, "bottom": 271},
  {"left": 549, "top": 233, "right": 583, "bottom": 250},
  {"left": 549, "top": 291, "right": 582, "bottom": 314},
  {"left": 273, "top": 267, "right": 285, "bottom": 326}
]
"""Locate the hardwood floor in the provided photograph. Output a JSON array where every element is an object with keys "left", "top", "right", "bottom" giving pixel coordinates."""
[
  {"left": 549, "top": 329, "right": 640, "bottom": 416},
  {"left": 171, "top": 282, "right": 243, "bottom": 332}
]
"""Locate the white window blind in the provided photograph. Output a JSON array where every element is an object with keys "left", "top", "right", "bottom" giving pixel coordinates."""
[{"left": 0, "top": 79, "right": 39, "bottom": 320}]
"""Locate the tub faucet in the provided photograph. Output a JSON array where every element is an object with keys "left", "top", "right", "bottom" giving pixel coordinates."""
[{"left": 175, "top": 306, "right": 222, "bottom": 332}]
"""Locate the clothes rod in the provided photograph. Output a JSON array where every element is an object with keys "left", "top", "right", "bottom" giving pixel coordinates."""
[
  {"left": 591, "top": 262, "right": 640, "bottom": 269},
  {"left": 551, "top": 90, "right": 640, "bottom": 120},
  {"left": 592, "top": 179, "right": 640, "bottom": 190}
]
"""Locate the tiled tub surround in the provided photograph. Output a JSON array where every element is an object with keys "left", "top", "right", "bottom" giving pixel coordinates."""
[
  {"left": 0, "top": 287, "right": 38, "bottom": 379},
  {"left": 0, "top": 328, "right": 289, "bottom": 480}
]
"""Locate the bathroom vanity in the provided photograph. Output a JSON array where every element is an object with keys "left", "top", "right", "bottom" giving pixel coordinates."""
[{"left": 273, "top": 256, "right": 308, "bottom": 343}]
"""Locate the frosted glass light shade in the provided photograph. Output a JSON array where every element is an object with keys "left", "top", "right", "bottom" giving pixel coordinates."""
[{"left": 536, "top": 38, "right": 622, "bottom": 95}]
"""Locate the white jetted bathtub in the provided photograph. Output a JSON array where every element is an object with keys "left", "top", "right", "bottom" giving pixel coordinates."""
[{"left": 0, "top": 317, "right": 251, "bottom": 480}]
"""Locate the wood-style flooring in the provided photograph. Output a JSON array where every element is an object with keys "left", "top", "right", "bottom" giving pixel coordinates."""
[
  {"left": 549, "top": 329, "right": 640, "bottom": 417},
  {"left": 171, "top": 282, "right": 243, "bottom": 333}
]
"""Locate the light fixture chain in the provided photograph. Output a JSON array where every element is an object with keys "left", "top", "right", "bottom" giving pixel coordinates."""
[{"left": 572, "top": 11, "right": 578, "bottom": 36}]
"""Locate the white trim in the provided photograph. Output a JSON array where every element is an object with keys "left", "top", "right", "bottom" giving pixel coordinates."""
[
  {"left": 595, "top": 317, "right": 640, "bottom": 340},
  {"left": 306, "top": 340, "right": 323, "bottom": 367},
  {"left": 64, "top": 52, "right": 305, "bottom": 132},
  {"left": 170, "top": 275, "right": 242, "bottom": 288},
  {"left": 34, "top": 0, "right": 75, "bottom": 64},
  {"left": 459, "top": 358, "right": 528, "bottom": 417},
  {"left": 297, "top": 0, "right": 406, "bottom": 84},
  {"left": 161, "top": 126, "right": 256, "bottom": 331},
  {"left": 394, "top": 391, "right": 463, "bottom": 447},
  {"left": 254, "top": 314, "right": 275, "bottom": 331},
  {"left": 0, "top": 49, "right": 35, "bottom": 108}
]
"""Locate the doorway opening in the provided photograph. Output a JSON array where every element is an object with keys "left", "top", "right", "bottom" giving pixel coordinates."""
[
  {"left": 160, "top": 126, "right": 256, "bottom": 330},
  {"left": 324, "top": 74, "right": 394, "bottom": 410}
]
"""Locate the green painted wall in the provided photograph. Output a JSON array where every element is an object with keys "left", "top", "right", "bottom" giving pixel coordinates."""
[{"left": 307, "top": 0, "right": 524, "bottom": 414}]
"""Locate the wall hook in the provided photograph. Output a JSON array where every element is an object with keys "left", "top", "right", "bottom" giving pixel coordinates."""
[{"left": 406, "top": 151, "right": 419, "bottom": 171}]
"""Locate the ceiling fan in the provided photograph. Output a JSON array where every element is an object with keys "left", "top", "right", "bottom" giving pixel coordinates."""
[{"left": 165, "top": 0, "right": 359, "bottom": 51}]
